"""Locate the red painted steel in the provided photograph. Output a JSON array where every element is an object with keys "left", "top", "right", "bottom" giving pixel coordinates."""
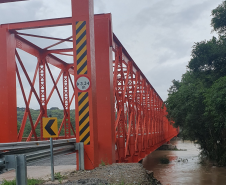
[
  {"left": 112, "top": 37, "right": 178, "bottom": 162},
  {"left": 94, "top": 14, "right": 115, "bottom": 165},
  {"left": 71, "top": 0, "right": 99, "bottom": 170},
  {"left": 0, "top": 0, "right": 178, "bottom": 169},
  {"left": 15, "top": 64, "right": 38, "bottom": 141},
  {"left": 63, "top": 71, "right": 71, "bottom": 138},
  {"left": 39, "top": 56, "right": 47, "bottom": 140},
  {"left": 0, "top": 28, "right": 17, "bottom": 142},
  {"left": 0, "top": 0, "right": 27, "bottom": 3}
]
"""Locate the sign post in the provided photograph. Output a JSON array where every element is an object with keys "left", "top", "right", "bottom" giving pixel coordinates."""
[
  {"left": 43, "top": 117, "right": 58, "bottom": 181},
  {"left": 50, "top": 138, "right": 54, "bottom": 181}
]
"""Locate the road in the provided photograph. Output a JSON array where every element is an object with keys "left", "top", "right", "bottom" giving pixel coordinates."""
[{"left": 0, "top": 153, "right": 77, "bottom": 183}]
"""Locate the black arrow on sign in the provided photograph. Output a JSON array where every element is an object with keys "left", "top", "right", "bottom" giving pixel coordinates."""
[{"left": 45, "top": 119, "right": 56, "bottom": 136}]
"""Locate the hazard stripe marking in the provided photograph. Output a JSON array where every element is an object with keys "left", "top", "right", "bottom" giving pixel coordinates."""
[
  {"left": 78, "top": 92, "right": 90, "bottom": 145},
  {"left": 76, "top": 21, "right": 87, "bottom": 75}
]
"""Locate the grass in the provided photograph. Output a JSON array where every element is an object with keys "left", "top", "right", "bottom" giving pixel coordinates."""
[
  {"left": 118, "top": 182, "right": 125, "bottom": 185},
  {"left": 1, "top": 178, "right": 43, "bottom": 185},
  {"left": 1, "top": 179, "right": 16, "bottom": 185},
  {"left": 100, "top": 160, "right": 106, "bottom": 166},
  {"left": 54, "top": 172, "right": 66, "bottom": 183},
  {"left": 109, "top": 182, "right": 142, "bottom": 185},
  {"left": 159, "top": 156, "right": 170, "bottom": 164}
]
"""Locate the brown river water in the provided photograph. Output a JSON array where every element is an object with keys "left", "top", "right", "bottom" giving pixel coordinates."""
[{"left": 142, "top": 138, "right": 226, "bottom": 185}]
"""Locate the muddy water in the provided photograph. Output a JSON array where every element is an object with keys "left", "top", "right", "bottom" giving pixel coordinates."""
[{"left": 142, "top": 139, "right": 226, "bottom": 185}]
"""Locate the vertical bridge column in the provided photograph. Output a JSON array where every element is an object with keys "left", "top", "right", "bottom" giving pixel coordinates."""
[
  {"left": 71, "top": 0, "right": 98, "bottom": 170},
  {"left": 114, "top": 47, "right": 126, "bottom": 162},
  {"left": 94, "top": 14, "right": 115, "bottom": 165},
  {"left": 63, "top": 71, "right": 71, "bottom": 138},
  {"left": 39, "top": 57, "right": 47, "bottom": 140},
  {"left": 0, "top": 28, "right": 17, "bottom": 143}
]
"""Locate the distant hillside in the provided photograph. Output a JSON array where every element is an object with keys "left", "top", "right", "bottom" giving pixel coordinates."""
[{"left": 17, "top": 107, "right": 76, "bottom": 137}]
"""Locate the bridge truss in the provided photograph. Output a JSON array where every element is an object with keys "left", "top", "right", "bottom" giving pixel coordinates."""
[{"left": 0, "top": 0, "right": 178, "bottom": 169}]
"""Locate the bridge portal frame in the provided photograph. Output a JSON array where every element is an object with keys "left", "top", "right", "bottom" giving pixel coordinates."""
[
  {"left": 0, "top": 0, "right": 178, "bottom": 170},
  {"left": 0, "top": 0, "right": 116, "bottom": 170}
]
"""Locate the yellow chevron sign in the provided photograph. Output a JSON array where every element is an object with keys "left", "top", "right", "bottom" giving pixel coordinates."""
[{"left": 43, "top": 118, "right": 58, "bottom": 138}]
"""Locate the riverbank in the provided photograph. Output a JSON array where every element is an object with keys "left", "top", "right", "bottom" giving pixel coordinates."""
[
  {"left": 143, "top": 139, "right": 226, "bottom": 185},
  {"left": 43, "top": 163, "right": 161, "bottom": 185},
  {"left": 0, "top": 154, "right": 162, "bottom": 185}
]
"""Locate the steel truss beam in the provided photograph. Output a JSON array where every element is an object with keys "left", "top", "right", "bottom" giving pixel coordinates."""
[
  {"left": 63, "top": 71, "right": 71, "bottom": 138},
  {"left": 1, "top": 17, "right": 72, "bottom": 30},
  {"left": 113, "top": 40, "right": 179, "bottom": 162},
  {"left": 0, "top": 1, "right": 178, "bottom": 169},
  {"left": 0, "top": 0, "right": 27, "bottom": 3}
]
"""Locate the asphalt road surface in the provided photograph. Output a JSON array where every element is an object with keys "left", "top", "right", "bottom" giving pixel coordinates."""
[{"left": 27, "top": 152, "right": 77, "bottom": 166}]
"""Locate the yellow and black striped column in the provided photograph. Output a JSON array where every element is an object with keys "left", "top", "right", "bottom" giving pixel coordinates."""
[
  {"left": 78, "top": 92, "right": 90, "bottom": 145},
  {"left": 72, "top": 0, "right": 99, "bottom": 169},
  {"left": 76, "top": 21, "right": 90, "bottom": 145},
  {"left": 76, "top": 21, "right": 88, "bottom": 75}
]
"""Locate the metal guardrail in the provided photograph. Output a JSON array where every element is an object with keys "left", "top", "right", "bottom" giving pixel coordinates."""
[
  {"left": 0, "top": 139, "right": 84, "bottom": 185},
  {"left": 0, "top": 138, "right": 76, "bottom": 151},
  {"left": 0, "top": 139, "right": 76, "bottom": 173}
]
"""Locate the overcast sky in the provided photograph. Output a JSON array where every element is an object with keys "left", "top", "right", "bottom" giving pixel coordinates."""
[{"left": 0, "top": 0, "right": 223, "bottom": 109}]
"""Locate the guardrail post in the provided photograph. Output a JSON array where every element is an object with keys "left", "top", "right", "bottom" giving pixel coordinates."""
[
  {"left": 0, "top": 159, "right": 4, "bottom": 166},
  {"left": 0, "top": 158, "right": 5, "bottom": 173},
  {"left": 75, "top": 142, "right": 84, "bottom": 170},
  {"left": 5, "top": 155, "right": 27, "bottom": 185},
  {"left": 16, "top": 155, "right": 27, "bottom": 185},
  {"left": 50, "top": 138, "right": 55, "bottom": 181}
]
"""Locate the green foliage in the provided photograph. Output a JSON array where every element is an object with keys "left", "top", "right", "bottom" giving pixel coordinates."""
[
  {"left": 100, "top": 160, "right": 106, "bottom": 166},
  {"left": 17, "top": 107, "right": 76, "bottom": 138},
  {"left": 203, "top": 76, "right": 226, "bottom": 165},
  {"left": 1, "top": 179, "right": 16, "bottom": 185},
  {"left": 188, "top": 36, "right": 226, "bottom": 81},
  {"left": 211, "top": 1, "right": 226, "bottom": 35},
  {"left": 1, "top": 178, "right": 43, "bottom": 185},
  {"left": 165, "top": 0, "right": 226, "bottom": 166},
  {"left": 54, "top": 172, "right": 66, "bottom": 183}
]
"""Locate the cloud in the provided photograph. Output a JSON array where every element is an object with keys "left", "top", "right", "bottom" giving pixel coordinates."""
[
  {"left": 94, "top": 0, "right": 106, "bottom": 13},
  {"left": 0, "top": 0, "right": 224, "bottom": 108},
  {"left": 0, "top": 0, "right": 42, "bottom": 24},
  {"left": 37, "top": 0, "right": 71, "bottom": 19},
  {"left": 146, "top": 57, "right": 189, "bottom": 101}
]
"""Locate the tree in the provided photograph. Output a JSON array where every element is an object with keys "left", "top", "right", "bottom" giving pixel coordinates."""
[
  {"left": 211, "top": 1, "right": 226, "bottom": 35},
  {"left": 165, "top": 0, "right": 226, "bottom": 165},
  {"left": 188, "top": 36, "right": 226, "bottom": 81},
  {"left": 166, "top": 72, "right": 207, "bottom": 141},
  {"left": 204, "top": 76, "right": 226, "bottom": 165},
  {"left": 17, "top": 107, "right": 76, "bottom": 138}
]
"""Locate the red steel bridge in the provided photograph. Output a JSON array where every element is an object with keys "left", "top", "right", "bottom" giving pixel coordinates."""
[{"left": 0, "top": 0, "right": 178, "bottom": 170}]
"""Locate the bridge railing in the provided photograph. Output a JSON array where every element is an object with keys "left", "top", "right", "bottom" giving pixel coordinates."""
[{"left": 113, "top": 34, "right": 178, "bottom": 162}]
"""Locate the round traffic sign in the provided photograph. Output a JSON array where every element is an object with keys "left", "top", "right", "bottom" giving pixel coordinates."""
[{"left": 76, "top": 76, "right": 91, "bottom": 91}]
